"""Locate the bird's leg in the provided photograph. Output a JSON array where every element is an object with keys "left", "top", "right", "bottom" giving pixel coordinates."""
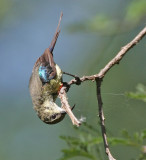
[
  {"left": 63, "top": 72, "right": 81, "bottom": 85},
  {"left": 62, "top": 82, "right": 70, "bottom": 92}
]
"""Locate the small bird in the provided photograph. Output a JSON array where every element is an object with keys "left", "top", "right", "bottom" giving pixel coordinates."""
[{"left": 29, "top": 13, "right": 67, "bottom": 124}]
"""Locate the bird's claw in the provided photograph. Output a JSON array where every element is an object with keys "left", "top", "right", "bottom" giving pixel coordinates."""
[{"left": 71, "top": 104, "right": 75, "bottom": 110}]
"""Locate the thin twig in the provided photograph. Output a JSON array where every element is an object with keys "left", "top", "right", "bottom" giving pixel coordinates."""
[
  {"left": 59, "top": 86, "right": 81, "bottom": 127},
  {"left": 59, "top": 26, "right": 146, "bottom": 159},
  {"left": 68, "top": 26, "right": 146, "bottom": 85},
  {"left": 94, "top": 27, "right": 146, "bottom": 160},
  {"left": 96, "top": 78, "right": 116, "bottom": 160}
]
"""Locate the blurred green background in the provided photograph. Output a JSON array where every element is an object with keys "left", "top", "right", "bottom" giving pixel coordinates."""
[{"left": 0, "top": 0, "right": 146, "bottom": 160}]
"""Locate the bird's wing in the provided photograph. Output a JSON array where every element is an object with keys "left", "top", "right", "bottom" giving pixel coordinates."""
[{"left": 37, "top": 49, "right": 56, "bottom": 83}]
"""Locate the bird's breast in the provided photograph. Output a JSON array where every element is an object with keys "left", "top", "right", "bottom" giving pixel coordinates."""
[
  {"left": 42, "top": 79, "right": 62, "bottom": 95},
  {"left": 42, "top": 64, "right": 63, "bottom": 97}
]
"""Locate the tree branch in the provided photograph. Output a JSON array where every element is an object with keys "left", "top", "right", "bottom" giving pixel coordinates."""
[
  {"left": 59, "top": 26, "right": 146, "bottom": 159},
  {"left": 96, "top": 78, "right": 116, "bottom": 160},
  {"left": 59, "top": 86, "right": 81, "bottom": 127},
  {"left": 68, "top": 26, "right": 146, "bottom": 85}
]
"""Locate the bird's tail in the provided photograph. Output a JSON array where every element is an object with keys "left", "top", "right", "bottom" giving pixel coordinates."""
[{"left": 49, "top": 12, "right": 63, "bottom": 54}]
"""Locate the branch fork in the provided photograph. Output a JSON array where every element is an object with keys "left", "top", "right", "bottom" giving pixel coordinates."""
[{"left": 58, "top": 26, "right": 146, "bottom": 160}]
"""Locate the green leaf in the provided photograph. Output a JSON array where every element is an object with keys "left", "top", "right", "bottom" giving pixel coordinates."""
[
  {"left": 125, "top": 0, "right": 146, "bottom": 25},
  {"left": 60, "top": 148, "right": 96, "bottom": 160},
  {"left": 60, "top": 123, "right": 146, "bottom": 160},
  {"left": 141, "top": 130, "right": 146, "bottom": 140},
  {"left": 126, "top": 84, "right": 146, "bottom": 102},
  {"left": 0, "top": 0, "right": 13, "bottom": 22},
  {"left": 121, "top": 129, "right": 131, "bottom": 139},
  {"left": 60, "top": 136, "right": 84, "bottom": 147},
  {"left": 67, "top": 14, "right": 119, "bottom": 35}
]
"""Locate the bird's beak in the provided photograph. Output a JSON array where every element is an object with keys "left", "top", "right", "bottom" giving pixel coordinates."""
[
  {"left": 60, "top": 104, "right": 75, "bottom": 115},
  {"left": 61, "top": 110, "right": 66, "bottom": 114}
]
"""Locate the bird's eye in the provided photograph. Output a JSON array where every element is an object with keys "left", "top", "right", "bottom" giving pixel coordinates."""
[{"left": 52, "top": 114, "right": 56, "bottom": 119}]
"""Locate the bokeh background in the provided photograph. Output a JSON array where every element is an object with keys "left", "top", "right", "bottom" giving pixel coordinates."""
[{"left": 0, "top": 0, "right": 146, "bottom": 160}]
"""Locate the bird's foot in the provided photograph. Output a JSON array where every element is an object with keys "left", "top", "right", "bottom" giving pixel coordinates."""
[{"left": 63, "top": 72, "right": 81, "bottom": 85}]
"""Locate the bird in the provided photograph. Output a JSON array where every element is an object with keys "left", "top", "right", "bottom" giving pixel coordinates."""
[{"left": 29, "top": 13, "right": 67, "bottom": 124}]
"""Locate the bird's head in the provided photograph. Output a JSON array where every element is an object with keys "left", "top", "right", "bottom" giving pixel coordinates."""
[{"left": 37, "top": 101, "right": 66, "bottom": 124}]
